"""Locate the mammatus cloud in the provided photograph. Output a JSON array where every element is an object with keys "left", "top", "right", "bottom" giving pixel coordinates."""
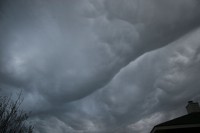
[{"left": 1, "top": 0, "right": 200, "bottom": 133}]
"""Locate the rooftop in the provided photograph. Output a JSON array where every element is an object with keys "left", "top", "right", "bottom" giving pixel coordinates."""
[{"left": 155, "top": 112, "right": 200, "bottom": 127}]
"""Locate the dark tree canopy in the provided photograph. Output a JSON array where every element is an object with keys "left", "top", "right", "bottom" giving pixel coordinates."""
[{"left": 0, "top": 93, "right": 34, "bottom": 133}]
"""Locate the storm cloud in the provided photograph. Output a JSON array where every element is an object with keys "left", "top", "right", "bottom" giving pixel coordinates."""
[{"left": 1, "top": 0, "right": 200, "bottom": 133}]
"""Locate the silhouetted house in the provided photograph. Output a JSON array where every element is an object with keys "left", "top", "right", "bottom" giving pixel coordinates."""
[{"left": 150, "top": 101, "right": 200, "bottom": 133}]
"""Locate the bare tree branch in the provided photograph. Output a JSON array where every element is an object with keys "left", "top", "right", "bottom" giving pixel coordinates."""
[{"left": 0, "top": 92, "right": 34, "bottom": 133}]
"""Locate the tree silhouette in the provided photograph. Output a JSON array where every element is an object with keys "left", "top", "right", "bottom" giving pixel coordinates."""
[{"left": 0, "top": 93, "right": 34, "bottom": 133}]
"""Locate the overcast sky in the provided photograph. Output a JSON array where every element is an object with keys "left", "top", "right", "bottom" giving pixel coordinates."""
[{"left": 1, "top": 0, "right": 200, "bottom": 133}]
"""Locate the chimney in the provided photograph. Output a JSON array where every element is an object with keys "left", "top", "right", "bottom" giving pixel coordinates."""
[{"left": 186, "top": 101, "right": 200, "bottom": 114}]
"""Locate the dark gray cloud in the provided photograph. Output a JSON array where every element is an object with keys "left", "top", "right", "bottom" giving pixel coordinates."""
[{"left": 1, "top": 0, "right": 200, "bottom": 133}]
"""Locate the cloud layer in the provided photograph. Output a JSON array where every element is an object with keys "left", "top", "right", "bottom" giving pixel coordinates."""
[{"left": 1, "top": 0, "right": 200, "bottom": 133}]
